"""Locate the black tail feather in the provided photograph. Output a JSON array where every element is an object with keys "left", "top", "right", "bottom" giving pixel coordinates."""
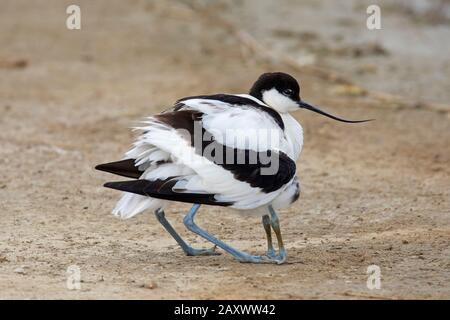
[
  {"left": 104, "top": 179, "right": 233, "bottom": 207},
  {"left": 95, "top": 159, "right": 142, "bottom": 179}
]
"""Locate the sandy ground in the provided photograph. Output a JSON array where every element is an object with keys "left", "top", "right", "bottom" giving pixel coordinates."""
[{"left": 0, "top": 1, "right": 449, "bottom": 299}]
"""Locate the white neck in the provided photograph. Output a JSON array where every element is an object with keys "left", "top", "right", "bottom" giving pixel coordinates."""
[{"left": 262, "top": 89, "right": 298, "bottom": 113}]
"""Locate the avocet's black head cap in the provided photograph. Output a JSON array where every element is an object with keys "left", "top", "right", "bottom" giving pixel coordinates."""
[
  {"left": 249, "top": 72, "right": 300, "bottom": 102},
  {"left": 250, "top": 72, "right": 373, "bottom": 123}
]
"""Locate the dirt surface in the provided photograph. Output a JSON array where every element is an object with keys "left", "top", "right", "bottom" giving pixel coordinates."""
[{"left": 1, "top": 1, "right": 449, "bottom": 299}]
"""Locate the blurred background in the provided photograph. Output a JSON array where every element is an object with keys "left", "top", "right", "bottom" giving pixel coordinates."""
[{"left": 0, "top": 0, "right": 449, "bottom": 299}]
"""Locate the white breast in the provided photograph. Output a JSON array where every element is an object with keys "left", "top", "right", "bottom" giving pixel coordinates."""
[{"left": 280, "top": 113, "right": 303, "bottom": 161}]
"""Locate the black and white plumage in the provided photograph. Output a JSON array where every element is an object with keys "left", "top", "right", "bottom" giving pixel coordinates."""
[
  {"left": 96, "top": 72, "right": 370, "bottom": 264},
  {"left": 99, "top": 93, "right": 301, "bottom": 217}
]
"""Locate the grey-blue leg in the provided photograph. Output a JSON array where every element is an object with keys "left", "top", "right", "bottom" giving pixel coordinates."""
[
  {"left": 268, "top": 205, "right": 287, "bottom": 263},
  {"left": 154, "top": 209, "right": 219, "bottom": 256},
  {"left": 262, "top": 215, "right": 276, "bottom": 258},
  {"left": 183, "top": 204, "right": 284, "bottom": 264}
]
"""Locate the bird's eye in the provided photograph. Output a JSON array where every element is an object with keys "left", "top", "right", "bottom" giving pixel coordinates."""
[{"left": 283, "top": 89, "right": 293, "bottom": 96}]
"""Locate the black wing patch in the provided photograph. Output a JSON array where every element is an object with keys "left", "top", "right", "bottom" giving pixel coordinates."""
[
  {"left": 104, "top": 179, "right": 233, "bottom": 207},
  {"left": 198, "top": 128, "right": 296, "bottom": 193},
  {"left": 95, "top": 159, "right": 142, "bottom": 179},
  {"left": 178, "top": 94, "right": 284, "bottom": 130},
  {"left": 154, "top": 110, "right": 202, "bottom": 146},
  {"left": 218, "top": 149, "right": 296, "bottom": 193}
]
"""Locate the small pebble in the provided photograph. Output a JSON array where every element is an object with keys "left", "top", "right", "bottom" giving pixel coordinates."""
[
  {"left": 142, "top": 281, "right": 157, "bottom": 289},
  {"left": 14, "top": 267, "right": 26, "bottom": 275}
]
